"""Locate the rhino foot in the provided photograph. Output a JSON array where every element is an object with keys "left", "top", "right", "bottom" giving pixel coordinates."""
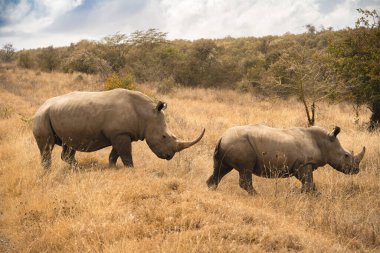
[
  {"left": 207, "top": 184, "right": 218, "bottom": 190},
  {"left": 301, "top": 186, "right": 321, "bottom": 196},
  {"left": 206, "top": 176, "right": 218, "bottom": 190},
  {"left": 39, "top": 168, "right": 52, "bottom": 178},
  {"left": 243, "top": 187, "right": 258, "bottom": 196}
]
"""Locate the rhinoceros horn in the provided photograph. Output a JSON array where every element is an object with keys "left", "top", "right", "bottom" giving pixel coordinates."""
[
  {"left": 354, "top": 146, "right": 366, "bottom": 162},
  {"left": 176, "top": 128, "right": 205, "bottom": 152}
]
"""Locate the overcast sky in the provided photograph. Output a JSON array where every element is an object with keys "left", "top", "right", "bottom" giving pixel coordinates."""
[{"left": 0, "top": 0, "right": 379, "bottom": 50}]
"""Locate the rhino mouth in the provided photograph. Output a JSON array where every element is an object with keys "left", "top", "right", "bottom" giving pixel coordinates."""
[
  {"left": 347, "top": 168, "right": 360, "bottom": 175},
  {"left": 341, "top": 166, "right": 360, "bottom": 175},
  {"left": 157, "top": 153, "right": 174, "bottom": 160},
  {"left": 165, "top": 154, "right": 174, "bottom": 160}
]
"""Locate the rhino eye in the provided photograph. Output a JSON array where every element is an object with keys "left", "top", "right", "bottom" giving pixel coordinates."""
[
  {"left": 162, "top": 135, "right": 167, "bottom": 139},
  {"left": 344, "top": 154, "right": 350, "bottom": 158}
]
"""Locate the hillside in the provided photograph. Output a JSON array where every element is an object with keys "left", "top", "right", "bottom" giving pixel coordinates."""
[
  {"left": 0, "top": 65, "right": 379, "bottom": 252},
  {"left": 7, "top": 21, "right": 380, "bottom": 129}
]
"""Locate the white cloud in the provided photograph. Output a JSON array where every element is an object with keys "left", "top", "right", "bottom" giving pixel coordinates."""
[
  {"left": 0, "top": 0, "right": 379, "bottom": 49},
  {"left": 2, "top": 0, "right": 32, "bottom": 24},
  {"left": 1, "top": 0, "right": 83, "bottom": 33},
  {"left": 159, "top": 0, "right": 365, "bottom": 39},
  {"left": 318, "top": 1, "right": 361, "bottom": 30}
]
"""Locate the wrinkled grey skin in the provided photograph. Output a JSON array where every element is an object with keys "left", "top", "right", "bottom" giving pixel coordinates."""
[
  {"left": 33, "top": 88, "right": 205, "bottom": 170},
  {"left": 207, "top": 124, "right": 365, "bottom": 195}
]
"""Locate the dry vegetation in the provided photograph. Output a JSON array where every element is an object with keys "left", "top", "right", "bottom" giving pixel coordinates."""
[{"left": 0, "top": 64, "right": 379, "bottom": 252}]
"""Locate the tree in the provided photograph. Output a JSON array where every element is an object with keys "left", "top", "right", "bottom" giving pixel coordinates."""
[
  {"left": 127, "top": 28, "right": 168, "bottom": 46},
  {"left": 37, "top": 46, "right": 59, "bottom": 72},
  {"left": 179, "top": 39, "right": 229, "bottom": 87},
  {"left": 18, "top": 50, "right": 34, "bottom": 68},
  {"left": 1, "top": 43, "right": 16, "bottom": 62},
  {"left": 329, "top": 9, "right": 380, "bottom": 130},
  {"left": 99, "top": 33, "right": 128, "bottom": 73},
  {"left": 306, "top": 24, "right": 316, "bottom": 34},
  {"left": 262, "top": 46, "right": 340, "bottom": 126},
  {"left": 123, "top": 29, "right": 173, "bottom": 82}
]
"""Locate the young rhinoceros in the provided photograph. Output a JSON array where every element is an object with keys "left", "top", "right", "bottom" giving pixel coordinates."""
[
  {"left": 207, "top": 124, "right": 365, "bottom": 195},
  {"left": 33, "top": 88, "right": 205, "bottom": 170}
]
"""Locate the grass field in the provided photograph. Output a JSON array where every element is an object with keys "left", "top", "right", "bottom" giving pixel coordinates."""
[{"left": 0, "top": 64, "right": 379, "bottom": 252}]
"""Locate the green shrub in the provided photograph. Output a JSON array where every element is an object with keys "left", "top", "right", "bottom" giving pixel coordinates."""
[
  {"left": 37, "top": 46, "right": 59, "bottom": 72},
  {"left": 18, "top": 51, "right": 34, "bottom": 69},
  {"left": 104, "top": 72, "right": 135, "bottom": 90},
  {"left": 63, "top": 51, "right": 99, "bottom": 74},
  {"left": 1, "top": 43, "right": 15, "bottom": 62},
  {"left": 157, "top": 76, "right": 177, "bottom": 94},
  {"left": 236, "top": 79, "right": 251, "bottom": 93}
]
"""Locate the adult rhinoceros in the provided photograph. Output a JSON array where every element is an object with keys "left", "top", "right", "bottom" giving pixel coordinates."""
[
  {"left": 206, "top": 125, "right": 365, "bottom": 195},
  {"left": 33, "top": 88, "right": 205, "bottom": 169}
]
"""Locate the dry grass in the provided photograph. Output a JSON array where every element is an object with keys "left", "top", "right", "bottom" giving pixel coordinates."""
[{"left": 0, "top": 64, "right": 379, "bottom": 252}]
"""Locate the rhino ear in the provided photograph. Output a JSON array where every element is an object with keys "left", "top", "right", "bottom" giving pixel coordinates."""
[
  {"left": 329, "top": 126, "right": 341, "bottom": 141},
  {"left": 156, "top": 101, "right": 167, "bottom": 112}
]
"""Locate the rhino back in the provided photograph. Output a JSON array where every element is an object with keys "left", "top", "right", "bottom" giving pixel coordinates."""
[
  {"left": 220, "top": 125, "right": 323, "bottom": 177},
  {"left": 42, "top": 89, "right": 153, "bottom": 151}
]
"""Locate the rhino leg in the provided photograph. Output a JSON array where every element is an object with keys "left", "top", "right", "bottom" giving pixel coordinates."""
[
  {"left": 206, "top": 162, "right": 233, "bottom": 189},
  {"left": 111, "top": 135, "right": 133, "bottom": 167},
  {"left": 295, "top": 164, "right": 317, "bottom": 193},
  {"left": 238, "top": 169, "right": 257, "bottom": 195},
  {"left": 35, "top": 137, "right": 54, "bottom": 170},
  {"left": 61, "top": 145, "right": 77, "bottom": 167},
  {"left": 108, "top": 148, "right": 119, "bottom": 168}
]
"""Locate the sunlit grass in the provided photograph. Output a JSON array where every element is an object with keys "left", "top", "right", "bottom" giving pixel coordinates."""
[{"left": 0, "top": 65, "right": 379, "bottom": 252}]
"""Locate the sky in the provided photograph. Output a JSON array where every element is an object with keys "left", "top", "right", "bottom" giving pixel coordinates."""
[{"left": 0, "top": 0, "right": 379, "bottom": 50}]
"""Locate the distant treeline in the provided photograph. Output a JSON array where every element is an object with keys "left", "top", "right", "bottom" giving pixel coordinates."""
[
  {"left": 1, "top": 9, "right": 379, "bottom": 129},
  {"left": 7, "top": 29, "right": 333, "bottom": 87}
]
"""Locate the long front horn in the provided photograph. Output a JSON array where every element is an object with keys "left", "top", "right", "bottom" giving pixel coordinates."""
[
  {"left": 354, "top": 146, "right": 366, "bottom": 162},
  {"left": 176, "top": 128, "right": 205, "bottom": 152}
]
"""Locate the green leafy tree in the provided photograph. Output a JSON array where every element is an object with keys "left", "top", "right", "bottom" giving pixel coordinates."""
[
  {"left": 126, "top": 29, "right": 170, "bottom": 82},
  {"left": 37, "top": 46, "right": 59, "bottom": 72},
  {"left": 1, "top": 43, "right": 16, "bottom": 62},
  {"left": 62, "top": 40, "right": 111, "bottom": 76},
  {"left": 180, "top": 39, "right": 230, "bottom": 87},
  {"left": 99, "top": 33, "right": 128, "bottom": 73},
  {"left": 127, "top": 28, "right": 168, "bottom": 46},
  {"left": 156, "top": 44, "right": 183, "bottom": 82},
  {"left": 329, "top": 9, "right": 380, "bottom": 130},
  {"left": 18, "top": 50, "right": 34, "bottom": 68},
  {"left": 263, "top": 46, "right": 339, "bottom": 126},
  {"left": 306, "top": 24, "right": 316, "bottom": 34}
]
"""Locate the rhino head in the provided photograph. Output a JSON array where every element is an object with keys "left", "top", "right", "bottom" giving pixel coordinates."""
[
  {"left": 326, "top": 126, "right": 366, "bottom": 174},
  {"left": 145, "top": 101, "right": 205, "bottom": 160}
]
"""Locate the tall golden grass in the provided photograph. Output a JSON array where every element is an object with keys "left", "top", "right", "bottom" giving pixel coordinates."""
[{"left": 0, "top": 64, "right": 379, "bottom": 252}]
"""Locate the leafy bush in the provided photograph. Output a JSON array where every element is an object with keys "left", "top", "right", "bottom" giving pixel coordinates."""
[
  {"left": 157, "top": 76, "right": 177, "bottom": 94},
  {"left": 1, "top": 43, "right": 15, "bottom": 62},
  {"left": 236, "top": 79, "right": 251, "bottom": 93},
  {"left": 37, "top": 46, "right": 59, "bottom": 72},
  {"left": 18, "top": 51, "right": 34, "bottom": 69},
  {"left": 63, "top": 52, "right": 98, "bottom": 74},
  {"left": 104, "top": 72, "right": 135, "bottom": 90}
]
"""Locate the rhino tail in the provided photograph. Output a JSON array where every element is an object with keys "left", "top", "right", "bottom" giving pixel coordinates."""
[{"left": 49, "top": 119, "right": 62, "bottom": 146}]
